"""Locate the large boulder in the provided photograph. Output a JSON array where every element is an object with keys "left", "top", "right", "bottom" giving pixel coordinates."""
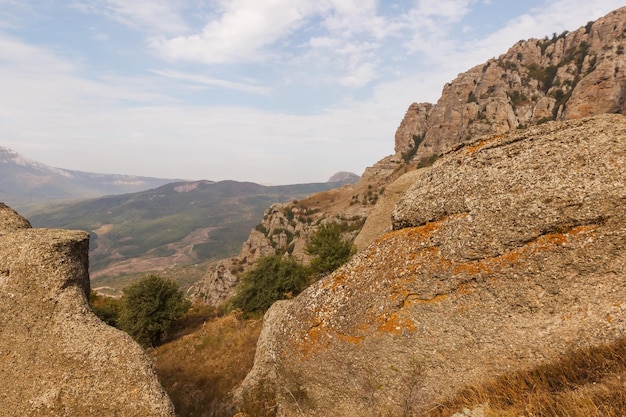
[
  {"left": 0, "top": 203, "right": 175, "bottom": 417},
  {"left": 239, "top": 114, "right": 626, "bottom": 416}
]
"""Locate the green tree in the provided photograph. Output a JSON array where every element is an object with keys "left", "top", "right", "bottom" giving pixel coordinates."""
[
  {"left": 117, "top": 274, "right": 191, "bottom": 347},
  {"left": 305, "top": 222, "right": 356, "bottom": 274},
  {"left": 230, "top": 255, "right": 310, "bottom": 317},
  {"left": 89, "top": 290, "right": 121, "bottom": 327}
]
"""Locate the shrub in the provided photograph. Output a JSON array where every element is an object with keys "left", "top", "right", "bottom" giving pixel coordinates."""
[
  {"left": 117, "top": 274, "right": 191, "bottom": 347},
  {"left": 89, "top": 290, "right": 121, "bottom": 327},
  {"left": 306, "top": 222, "right": 356, "bottom": 275},
  {"left": 230, "top": 255, "right": 311, "bottom": 317}
]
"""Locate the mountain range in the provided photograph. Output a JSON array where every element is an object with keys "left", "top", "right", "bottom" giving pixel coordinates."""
[
  {"left": 0, "top": 146, "right": 179, "bottom": 212},
  {"left": 10, "top": 153, "right": 358, "bottom": 291}
]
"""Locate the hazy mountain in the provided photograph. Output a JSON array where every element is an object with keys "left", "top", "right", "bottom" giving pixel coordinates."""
[
  {"left": 0, "top": 146, "right": 179, "bottom": 211},
  {"left": 27, "top": 178, "right": 357, "bottom": 288},
  {"left": 327, "top": 171, "right": 360, "bottom": 183}
]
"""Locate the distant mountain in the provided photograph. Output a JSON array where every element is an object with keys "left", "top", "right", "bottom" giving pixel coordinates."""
[
  {"left": 27, "top": 178, "right": 355, "bottom": 288},
  {"left": 327, "top": 171, "right": 360, "bottom": 183},
  {"left": 0, "top": 146, "right": 179, "bottom": 211}
]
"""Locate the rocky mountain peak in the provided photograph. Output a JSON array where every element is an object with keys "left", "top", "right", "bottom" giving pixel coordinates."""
[
  {"left": 395, "top": 6, "right": 626, "bottom": 165},
  {"left": 327, "top": 171, "right": 360, "bottom": 183}
]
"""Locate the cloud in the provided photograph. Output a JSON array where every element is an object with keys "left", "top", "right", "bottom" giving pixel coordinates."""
[
  {"left": 339, "top": 62, "right": 377, "bottom": 87},
  {"left": 151, "top": 0, "right": 397, "bottom": 88},
  {"left": 154, "top": 0, "right": 319, "bottom": 64},
  {"left": 150, "top": 69, "right": 271, "bottom": 94},
  {"left": 72, "top": 0, "right": 189, "bottom": 35},
  {"left": 401, "top": 0, "right": 472, "bottom": 54}
]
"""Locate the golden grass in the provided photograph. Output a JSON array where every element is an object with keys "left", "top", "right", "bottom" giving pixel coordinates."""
[
  {"left": 152, "top": 305, "right": 626, "bottom": 417},
  {"left": 423, "top": 337, "right": 626, "bottom": 417},
  {"left": 152, "top": 309, "right": 263, "bottom": 417}
]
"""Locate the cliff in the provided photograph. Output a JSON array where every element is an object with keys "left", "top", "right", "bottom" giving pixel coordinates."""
[
  {"left": 395, "top": 6, "right": 626, "bottom": 165},
  {"left": 0, "top": 203, "right": 175, "bottom": 416},
  {"left": 239, "top": 114, "right": 626, "bottom": 416}
]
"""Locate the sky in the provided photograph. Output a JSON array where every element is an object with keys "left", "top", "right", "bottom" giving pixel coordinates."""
[{"left": 0, "top": 1, "right": 623, "bottom": 184}]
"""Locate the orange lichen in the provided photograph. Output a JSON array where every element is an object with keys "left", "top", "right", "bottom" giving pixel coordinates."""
[
  {"left": 296, "top": 223, "right": 598, "bottom": 359},
  {"left": 464, "top": 133, "right": 505, "bottom": 154},
  {"left": 323, "top": 271, "right": 349, "bottom": 291},
  {"left": 453, "top": 262, "right": 493, "bottom": 275},
  {"left": 337, "top": 333, "right": 366, "bottom": 345},
  {"left": 387, "top": 220, "right": 445, "bottom": 242},
  {"left": 378, "top": 310, "right": 417, "bottom": 335}
]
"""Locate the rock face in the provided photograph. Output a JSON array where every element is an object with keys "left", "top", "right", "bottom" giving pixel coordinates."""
[
  {"left": 0, "top": 203, "right": 175, "bottom": 417},
  {"left": 239, "top": 114, "right": 626, "bottom": 416},
  {"left": 353, "top": 169, "right": 425, "bottom": 251},
  {"left": 394, "top": 6, "right": 626, "bottom": 165}
]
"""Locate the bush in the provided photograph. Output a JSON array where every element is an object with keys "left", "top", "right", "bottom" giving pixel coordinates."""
[
  {"left": 230, "top": 255, "right": 311, "bottom": 317},
  {"left": 89, "top": 290, "right": 121, "bottom": 327},
  {"left": 306, "top": 222, "right": 356, "bottom": 275},
  {"left": 117, "top": 274, "right": 191, "bottom": 347}
]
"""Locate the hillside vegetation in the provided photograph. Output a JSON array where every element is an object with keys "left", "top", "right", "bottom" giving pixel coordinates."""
[{"left": 28, "top": 179, "right": 354, "bottom": 291}]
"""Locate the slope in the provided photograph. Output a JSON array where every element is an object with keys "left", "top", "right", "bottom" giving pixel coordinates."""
[{"left": 28, "top": 178, "right": 356, "bottom": 290}]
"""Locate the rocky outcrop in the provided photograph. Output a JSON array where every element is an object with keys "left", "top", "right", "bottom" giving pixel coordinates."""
[
  {"left": 327, "top": 171, "right": 360, "bottom": 183},
  {"left": 353, "top": 169, "right": 425, "bottom": 251},
  {"left": 394, "top": 6, "right": 626, "bottom": 165},
  {"left": 394, "top": 102, "right": 433, "bottom": 156},
  {"left": 0, "top": 203, "right": 175, "bottom": 417},
  {"left": 189, "top": 157, "right": 403, "bottom": 306},
  {"left": 239, "top": 114, "right": 626, "bottom": 416}
]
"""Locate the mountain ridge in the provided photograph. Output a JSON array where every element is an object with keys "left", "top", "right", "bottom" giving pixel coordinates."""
[
  {"left": 394, "top": 6, "right": 626, "bottom": 165},
  {"left": 28, "top": 176, "right": 359, "bottom": 291},
  {"left": 0, "top": 145, "right": 182, "bottom": 212}
]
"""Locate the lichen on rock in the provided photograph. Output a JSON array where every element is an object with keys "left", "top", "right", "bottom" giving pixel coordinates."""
[{"left": 239, "top": 114, "right": 626, "bottom": 416}]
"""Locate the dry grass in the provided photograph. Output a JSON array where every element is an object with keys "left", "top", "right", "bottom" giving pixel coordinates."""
[
  {"left": 152, "top": 309, "right": 263, "bottom": 417},
  {"left": 152, "top": 306, "right": 626, "bottom": 417},
  {"left": 423, "top": 337, "right": 626, "bottom": 417}
]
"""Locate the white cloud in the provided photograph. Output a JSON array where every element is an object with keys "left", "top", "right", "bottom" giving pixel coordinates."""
[
  {"left": 154, "top": 0, "right": 319, "bottom": 64},
  {"left": 402, "top": 0, "right": 472, "bottom": 54},
  {"left": 73, "top": 0, "right": 189, "bottom": 35},
  {"left": 339, "top": 62, "right": 377, "bottom": 87},
  {"left": 151, "top": 0, "right": 396, "bottom": 88},
  {"left": 320, "top": 0, "right": 389, "bottom": 39},
  {"left": 150, "top": 69, "right": 271, "bottom": 94}
]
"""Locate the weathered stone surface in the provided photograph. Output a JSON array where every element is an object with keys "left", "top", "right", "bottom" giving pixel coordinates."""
[
  {"left": 394, "top": 102, "right": 433, "bottom": 155},
  {"left": 0, "top": 204, "right": 175, "bottom": 417},
  {"left": 353, "top": 169, "right": 425, "bottom": 251},
  {"left": 0, "top": 202, "right": 31, "bottom": 233},
  {"left": 240, "top": 114, "right": 626, "bottom": 416}
]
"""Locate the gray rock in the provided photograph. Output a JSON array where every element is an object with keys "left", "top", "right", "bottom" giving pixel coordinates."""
[{"left": 0, "top": 204, "right": 175, "bottom": 417}]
